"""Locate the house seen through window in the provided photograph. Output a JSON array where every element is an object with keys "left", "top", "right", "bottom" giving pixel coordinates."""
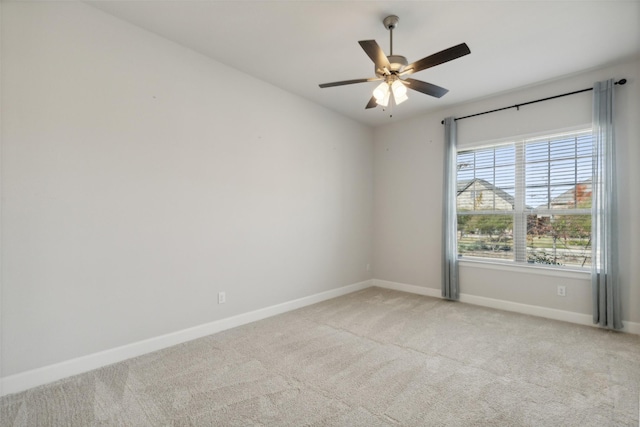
[{"left": 456, "top": 129, "right": 592, "bottom": 268}]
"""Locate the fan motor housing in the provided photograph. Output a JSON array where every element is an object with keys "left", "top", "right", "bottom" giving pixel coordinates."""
[
  {"left": 376, "top": 55, "right": 408, "bottom": 76},
  {"left": 387, "top": 55, "right": 408, "bottom": 72}
]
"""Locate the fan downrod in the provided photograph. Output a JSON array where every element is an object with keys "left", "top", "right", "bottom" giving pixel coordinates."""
[{"left": 383, "top": 15, "right": 399, "bottom": 57}]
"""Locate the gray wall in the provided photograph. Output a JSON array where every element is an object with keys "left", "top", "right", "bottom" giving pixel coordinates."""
[
  {"left": 373, "top": 57, "right": 640, "bottom": 325},
  {"left": 1, "top": 1, "right": 373, "bottom": 377}
]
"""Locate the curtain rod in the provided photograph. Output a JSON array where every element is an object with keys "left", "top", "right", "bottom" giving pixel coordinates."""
[{"left": 441, "top": 78, "right": 627, "bottom": 124}]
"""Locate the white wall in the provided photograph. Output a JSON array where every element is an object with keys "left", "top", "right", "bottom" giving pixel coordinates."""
[
  {"left": 1, "top": 1, "right": 373, "bottom": 378},
  {"left": 373, "top": 57, "right": 640, "bottom": 325}
]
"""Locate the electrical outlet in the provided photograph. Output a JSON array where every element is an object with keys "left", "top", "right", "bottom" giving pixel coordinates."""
[
  {"left": 218, "top": 292, "right": 226, "bottom": 304},
  {"left": 366, "top": 263, "right": 371, "bottom": 271},
  {"left": 557, "top": 286, "right": 566, "bottom": 297}
]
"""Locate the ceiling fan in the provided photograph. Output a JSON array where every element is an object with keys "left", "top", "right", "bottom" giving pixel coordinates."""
[{"left": 319, "top": 15, "right": 470, "bottom": 109}]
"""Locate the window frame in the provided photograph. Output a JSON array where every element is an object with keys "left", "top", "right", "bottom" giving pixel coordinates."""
[{"left": 456, "top": 127, "right": 592, "bottom": 272}]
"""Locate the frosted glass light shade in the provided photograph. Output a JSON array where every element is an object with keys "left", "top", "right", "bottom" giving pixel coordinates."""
[
  {"left": 373, "top": 82, "right": 389, "bottom": 101},
  {"left": 394, "top": 92, "right": 408, "bottom": 105},
  {"left": 376, "top": 90, "right": 390, "bottom": 107},
  {"left": 391, "top": 80, "right": 408, "bottom": 104},
  {"left": 391, "top": 80, "right": 407, "bottom": 96}
]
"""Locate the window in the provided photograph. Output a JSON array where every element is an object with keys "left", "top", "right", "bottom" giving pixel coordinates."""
[{"left": 457, "top": 129, "right": 592, "bottom": 268}]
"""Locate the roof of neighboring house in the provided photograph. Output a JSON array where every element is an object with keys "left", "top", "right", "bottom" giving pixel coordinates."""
[
  {"left": 456, "top": 178, "right": 516, "bottom": 207},
  {"left": 549, "top": 180, "right": 592, "bottom": 208}
]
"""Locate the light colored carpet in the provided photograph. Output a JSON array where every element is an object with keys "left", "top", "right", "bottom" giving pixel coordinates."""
[{"left": 1, "top": 287, "right": 639, "bottom": 426}]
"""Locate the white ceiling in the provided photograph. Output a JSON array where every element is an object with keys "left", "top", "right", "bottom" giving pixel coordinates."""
[{"left": 87, "top": 1, "right": 640, "bottom": 127}]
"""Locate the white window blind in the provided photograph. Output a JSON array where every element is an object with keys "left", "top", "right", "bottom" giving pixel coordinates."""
[{"left": 456, "top": 129, "right": 592, "bottom": 268}]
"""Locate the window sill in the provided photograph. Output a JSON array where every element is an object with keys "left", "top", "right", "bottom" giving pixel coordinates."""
[{"left": 458, "top": 257, "right": 591, "bottom": 280}]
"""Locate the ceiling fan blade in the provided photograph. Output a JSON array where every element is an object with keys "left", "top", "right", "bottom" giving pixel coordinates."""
[
  {"left": 319, "top": 77, "right": 382, "bottom": 88},
  {"left": 404, "top": 78, "right": 449, "bottom": 98},
  {"left": 402, "top": 43, "right": 470, "bottom": 76},
  {"left": 365, "top": 96, "right": 378, "bottom": 109},
  {"left": 358, "top": 40, "right": 391, "bottom": 72}
]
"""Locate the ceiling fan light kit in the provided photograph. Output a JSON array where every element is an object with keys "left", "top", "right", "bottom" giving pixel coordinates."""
[{"left": 319, "top": 15, "right": 470, "bottom": 111}]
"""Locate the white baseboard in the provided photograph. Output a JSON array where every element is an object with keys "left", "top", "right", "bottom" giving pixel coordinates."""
[
  {"left": 0, "top": 280, "right": 372, "bottom": 397},
  {"left": 372, "top": 279, "right": 640, "bottom": 335},
  {"left": 622, "top": 320, "right": 640, "bottom": 335},
  {"left": 459, "top": 293, "right": 640, "bottom": 334},
  {"left": 458, "top": 292, "right": 595, "bottom": 326},
  {"left": 372, "top": 279, "right": 441, "bottom": 298}
]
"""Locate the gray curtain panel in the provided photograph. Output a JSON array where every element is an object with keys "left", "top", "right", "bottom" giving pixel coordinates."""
[
  {"left": 591, "top": 79, "right": 622, "bottom": 329},
  {"left": 442, "top": 117, "right": 459, "bottom": 300}
]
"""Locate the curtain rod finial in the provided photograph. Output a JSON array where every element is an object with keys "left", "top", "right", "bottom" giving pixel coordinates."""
[{"left": 616, "top": 78, "right": 627, "bottom": 85}]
